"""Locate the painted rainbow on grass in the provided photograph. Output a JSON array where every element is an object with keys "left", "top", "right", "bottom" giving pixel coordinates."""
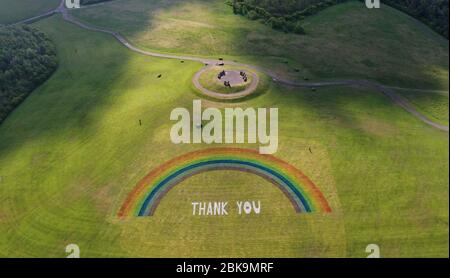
[{"left": 118, "top": 148, "right": 331, "bottom": 218}]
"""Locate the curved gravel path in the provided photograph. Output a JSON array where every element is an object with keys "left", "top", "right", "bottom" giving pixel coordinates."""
[{"left": 15, "top": 0, "right": 449, "bottom": 132}]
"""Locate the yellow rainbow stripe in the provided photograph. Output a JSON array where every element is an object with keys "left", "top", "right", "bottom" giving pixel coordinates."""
[{"left": 118, "top": 148, "right": 331, "bottom": 217}]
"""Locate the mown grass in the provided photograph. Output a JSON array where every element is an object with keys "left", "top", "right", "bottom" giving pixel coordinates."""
[
  {"left": 399, "top": 90, "right": 449, "bottom": 125},
  {"left": 0, "top": 14, "right": 447, "bottom": 257},
  {"left": 73, "top": 0, "right": 449, "bottom": 87},
  {"left": 0, "top": 0, "right": 60, "bottom": 24},
  {"left": 72, "top": 0, "right": 449, "bottom": 126}
]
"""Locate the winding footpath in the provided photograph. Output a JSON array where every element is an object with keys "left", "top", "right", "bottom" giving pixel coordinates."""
[
  {"left": 14, "top": 0, "right": 449, "bottom": 132},
  {"left": 12, "top": 9, "right": 57, "bottom": 25}
]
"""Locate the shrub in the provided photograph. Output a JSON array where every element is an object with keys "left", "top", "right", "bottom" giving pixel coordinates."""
[
  {"left": 293, "top": 22, "right": 306, "bottom": 35},
  {"left": 247, "top": 10, "right": 259, "bottom": 20}
]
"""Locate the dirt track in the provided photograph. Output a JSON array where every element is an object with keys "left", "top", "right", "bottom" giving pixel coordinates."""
[{"left": 15, "top": 0, "right": 449, "bottom": 132}]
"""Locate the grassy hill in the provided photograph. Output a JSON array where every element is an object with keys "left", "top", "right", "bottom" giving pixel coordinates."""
[
  {"left": 0, "top": 11, "right": 447, "bottom": 257},
  {"left": 74, "top": 1, "right": 448, "bottom": 87},
  {"left": 0, "top": 0, "right": 448, "bottom": 257},
  {"left": 73, "top": 0, "right": 449, "bottom": 123}
]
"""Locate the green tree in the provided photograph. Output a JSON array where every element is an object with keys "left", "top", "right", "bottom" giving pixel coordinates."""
[{"left": 0, "top": 25, "right": 57, "bottom": 123}]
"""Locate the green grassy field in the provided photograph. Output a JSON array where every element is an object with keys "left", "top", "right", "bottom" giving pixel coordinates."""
[
  {"left": 73, "top": 0, "right": 449, "bottom": 87},
  {"left": 0, "top": 0, "right": 448, "bottom": 257},
  {"left": 399, "top": 89, "right": 449, "bottom": 125},
  {"left": 0, "top": 0, "right": 60, "bottom": 24},
  {"left": 73, "top": 0, "right": 449, "bottom": 124},
  {"left": 0, "top": 11, "right": 448, "bottom": 257}
]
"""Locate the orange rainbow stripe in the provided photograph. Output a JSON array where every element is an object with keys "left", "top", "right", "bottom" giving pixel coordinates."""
[{"left": 118, "top": 148, "right": 331, "bottom": 217}]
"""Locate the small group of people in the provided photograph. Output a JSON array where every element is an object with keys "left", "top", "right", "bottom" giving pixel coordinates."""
[
  {"left": 218, "top": 70, "right": 231, "bottom": 87},
  {"left": 217, "top": 70, "right": 249, "bottom": 88},
  {"left": 217, "top": 70, "right": 226, "bottom": 80},
  {"left": 240, "top": 71, "right": 248, "bottom": 82}
]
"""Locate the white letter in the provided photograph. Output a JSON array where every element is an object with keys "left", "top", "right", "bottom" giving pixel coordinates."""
[
  {"left": 202, "top": 108, "right": 222, "bottom": 144},
  {"left": 236, "top": 201, "right": 243, "bottom": 214},
  {"left": 192, "top": 100, "right": 202, "bottom": 143},
  {"left": 244, "top": 201, "right": 252, "bottom": 214},
  {"left": 170, "top": 108, "right": 191, "bottom": 144},
  {"left": 252, "top": 201, "right": 261, "bottom": 214},
  {"left": 221, "top": 202, "right": 228, "bottom": 215},
  {"left": 213, "top": 202, "right": 221, "bottom": 215},
  {"left": 198, "top": 202, "right": 206, "bottom": 215},
  {"left": 65, "top": 244, "right": 80, "bottom": 258},
  {"left": 65, "top": 0, "right": 80, "bottom": 9},
  {"left": 365, "top": 0, "right": 380, "bottom": 9},
  {"left": 366, "top": 244, "right": 381, "bottom": 258},
  {"left": 192, "top": 202, "right": 199, "bottom": 215},
  {"left": 258, "top": 108, "right": 278, "bottom": 154},
  {"left": 204, "top": 265, "right": 210, "bottom": 276},
  {"left": 224, "top": 108, "right": 256, "bottom": 144},
  {"left": 206, "top": 202, "right": 213, "bottom": 215}
]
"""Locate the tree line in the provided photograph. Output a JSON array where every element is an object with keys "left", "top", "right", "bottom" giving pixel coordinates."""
[
  {"left": 0, "top": 25, "right": 57, "bottom": 124},
  {"left": 230, "top": 0, "right": 448, "bottom": 38},
  {"left": 381, "top": 0, "right": 448, "bottom": 38},
  {"left": 230, "top": 0, "right": 348, "bottom": 34}
]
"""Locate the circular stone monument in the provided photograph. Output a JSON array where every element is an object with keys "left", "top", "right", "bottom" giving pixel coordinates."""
[{"left": 193, "top": 65, "right": 259, "bottom": 100}]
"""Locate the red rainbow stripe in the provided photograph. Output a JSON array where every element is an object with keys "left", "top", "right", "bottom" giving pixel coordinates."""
[{"left": 118, "top": 148, "right": 331, "bottom": 218}]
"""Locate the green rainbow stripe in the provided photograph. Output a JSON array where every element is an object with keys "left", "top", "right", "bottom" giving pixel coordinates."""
[{"left": 118, "top": 148, "right": 331, "bottom": 217}]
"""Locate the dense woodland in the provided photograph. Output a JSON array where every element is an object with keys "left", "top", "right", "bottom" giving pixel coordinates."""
[
  {"left": 230, "top": 0, "right": 348, "bottom": 34},
  {"left": 82, "top": 0, "right": 450, "bottom": 38},
  {"left": 83, "top": 0, "right": 449, "bottom": 38},
  {"left": 0, "top": 25, "right": 57, "bottom": 124},
  {"left": 382, "top": 0, "right": 448, "bottom": 38},
  {"left": 232, "top": 0, "right": 338, "bottom": 16},
  {"left": 231, "top": 0, "right": 449, "bottom": 38}
]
